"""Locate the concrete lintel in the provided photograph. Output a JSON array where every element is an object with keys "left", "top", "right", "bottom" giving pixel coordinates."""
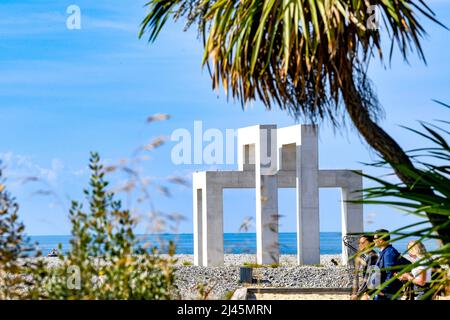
[{"left": 318, "top": 170, "right": 362, "bottom": 188}]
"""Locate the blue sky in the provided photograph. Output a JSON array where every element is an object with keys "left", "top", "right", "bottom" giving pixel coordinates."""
[{"left": 0, "top": 0, "right": 449, "bottom": 236}]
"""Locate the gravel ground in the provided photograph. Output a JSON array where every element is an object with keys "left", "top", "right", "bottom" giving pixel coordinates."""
[
  {"left": 171, "top": 254, "right": 354, "bottom": 300},
  {"left": 30, "top": 254, "right": 354, "bottom": 300},
  {"left": 253, "top": 293, "right": 350, "bottom": 300},
  {"left": 167, "top": 253, "right": 342, "bottom": 267}
]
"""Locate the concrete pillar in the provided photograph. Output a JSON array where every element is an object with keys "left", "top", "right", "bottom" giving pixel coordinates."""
[
  {"left": 297, "top": 125, "right": 320, "bottom": 265},
  {"left": 202, "top": 176, "right": 224, "bottom": 266},
  {"left": 193, "top": 190, "right": 203, "bottom": 265},
  {"left": 255, "top": 125, "right": 279, "bottom": 265},
  {"left": 193, "top": 172, "right": 205, "bottom": 266},
  {"left": 340, "top": 172, "right": 364, "bottom": 265}
]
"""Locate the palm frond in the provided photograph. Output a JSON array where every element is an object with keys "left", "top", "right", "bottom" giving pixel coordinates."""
[
  {"left": 353, "top": 115, "right": 450, "bottom": 299},
  {"left": 140, "top": 0, "right": 445, "bottom": 125}
]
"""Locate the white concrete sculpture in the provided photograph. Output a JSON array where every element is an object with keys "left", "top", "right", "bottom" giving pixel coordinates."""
[{"left": 193, "top": 124, "right": 363, "bottom": 267}]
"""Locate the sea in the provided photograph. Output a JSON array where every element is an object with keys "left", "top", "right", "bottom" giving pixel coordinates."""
[{"left": 28, "top": 232, "right": 432, "bottom": 256}]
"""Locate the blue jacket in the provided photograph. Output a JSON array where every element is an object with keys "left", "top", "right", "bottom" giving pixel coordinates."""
[{"left": 376, "top": 245, "right": 403, "bottom": 295}]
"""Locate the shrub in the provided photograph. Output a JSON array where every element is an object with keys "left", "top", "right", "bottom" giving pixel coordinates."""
[
  {"left": 0, "top": 162, "right": 39, "bottom": 299},
  {"left": 30, "top": 152, "right": 177, "bottom": 299}
]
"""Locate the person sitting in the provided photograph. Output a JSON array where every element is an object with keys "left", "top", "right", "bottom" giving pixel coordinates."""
[
  {"left": 398, "top": 240, "right": 432, "bottom": 300},
  {"left": 47, "top": 248, "right": 59, "bottom": 257},
  {"left": 351, "top": 234, "right": 378, "bottom": 300},
  {"left": 373, "top": 229, "right": 404, "bottom": 300}
]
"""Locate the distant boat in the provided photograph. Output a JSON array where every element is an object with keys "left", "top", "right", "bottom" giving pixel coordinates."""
[{"left": 47, "top": 248, "right": 59, "bottom": 257}]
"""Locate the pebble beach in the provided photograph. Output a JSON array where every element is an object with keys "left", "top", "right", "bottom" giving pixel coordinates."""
[
  {"left": 38, "top": 253, "right": 353, "bottom": 300},
  {"left": 171, "top": 254, "right": 353, "bottom": 299}
]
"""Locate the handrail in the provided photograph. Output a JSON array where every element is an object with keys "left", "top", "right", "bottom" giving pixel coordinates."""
[{"left": 342, "top": 235, "right": 366, "bottom": 260}]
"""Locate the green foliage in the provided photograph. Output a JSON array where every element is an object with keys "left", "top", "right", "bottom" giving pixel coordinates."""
[
  {"left": 182, "top": 261, "right": 193, "bottom": 266},
  {"left": 195, "top": 282, "right": 216, "bottom": 300},
  {"left": 222, "top": 290, "right": 235, "bottom": 300},
  {"left": 30, "top": 152, "right": 177, "bottom": 299},
  {"left": 356, "top": 111, "right": 450, "bottom": 299},
  {"left": 242, "top": 262, "right": 262, "bottom": 268},
  {"left": 311, "top": 264, "right": 324, "bottom": 268},
  {"left": 140, "top": 1, "right": 444, "bottom": 124},
  {"left": 242, "top": 262, "right": 280, "bottom": 268},
  {"left": 0, "top": 163, "right": 40, "bottom": 299}
]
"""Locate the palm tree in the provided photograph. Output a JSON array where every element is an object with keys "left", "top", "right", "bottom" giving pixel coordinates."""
[
  {"left": 139, "top": 0, "right": 449, "bottom": 243},
  {"left": 356, "top": 112, "right": 450, "bottom": 299}
]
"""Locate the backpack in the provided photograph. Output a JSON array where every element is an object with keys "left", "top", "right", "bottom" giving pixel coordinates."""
[
  {"left": 368, "top": 249, "right": 411, "bottom": 290},
  {"left": 367, "top": 265, "right": 381, "bottom": 289}
]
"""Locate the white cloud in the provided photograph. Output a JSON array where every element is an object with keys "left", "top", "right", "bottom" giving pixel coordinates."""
[{"left": 0, "top": 152, "right": 84, "bottom": 185}]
